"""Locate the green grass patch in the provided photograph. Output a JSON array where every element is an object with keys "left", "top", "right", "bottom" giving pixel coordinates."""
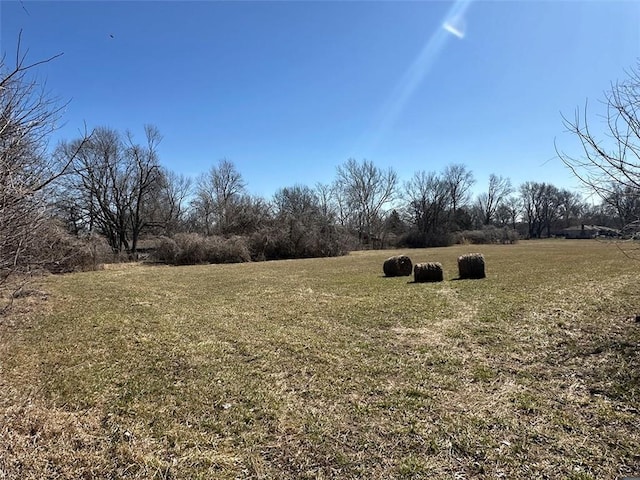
[{"left": 1, "top": 240, "right": 639, "bottom": 478}]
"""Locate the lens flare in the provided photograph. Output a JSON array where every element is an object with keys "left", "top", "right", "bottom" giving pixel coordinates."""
[
  {"left": 443, "top": 15, "right": 466, "bottom": 39},
  {"left": 356, "top": 0, "right": 474, "bottom": 154}
]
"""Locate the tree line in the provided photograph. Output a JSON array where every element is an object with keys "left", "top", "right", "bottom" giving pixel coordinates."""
[
  {"left": 52, "top": 124, "right": 639, "bottom": 260},
  {"left": 2, "top": 43, "right": 640, "bottom": 285}
]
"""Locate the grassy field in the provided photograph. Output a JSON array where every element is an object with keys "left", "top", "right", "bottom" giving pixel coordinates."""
[{"left": 1, "top": 240, "right": 639, "bottom": 479}]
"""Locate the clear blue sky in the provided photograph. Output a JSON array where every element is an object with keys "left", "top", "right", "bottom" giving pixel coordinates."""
[{"left": 2, "top": 1, "right": 639, "bottom": 198}]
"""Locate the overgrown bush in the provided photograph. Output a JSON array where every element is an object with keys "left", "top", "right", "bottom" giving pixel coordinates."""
[
  {"left": 173, "top": 233, "right": 207, "bottom": 265},
  {"left": 151, "top": 226, "right": 351, "bottom": 265},
  {"left": 248, "top": 225, "right": 351, "bottom": 261},
  {"left": 248, "top": 227, "right": 296, "bottom": 261},
  {"left": 455, "top": 226, "right": 519, "bottom": 245},
  {"left": 398, "top": 230, "right": 454, "bottom": 248},
  {"left": 153, "top": 236, "right": 179, "bottom": 264},
  {"left": 152, "top": 234, "right": 251, "bottom": 265},
  {"left": 40, "top": 227, "right": 97, "bottom": 273},
  {"left": 9, "top": 223, "right": 105, "bottom": 274},
  {"left": 204, "top": 235, "right": 251, "bottom": 264}
]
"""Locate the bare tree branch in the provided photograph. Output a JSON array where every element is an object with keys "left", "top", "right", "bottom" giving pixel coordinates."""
[
  {"left": 1, "top": 36, "right": 88, "bottom": 309},
  {"left": 557, "top": 63, "right": 640, "bottom": 256}
]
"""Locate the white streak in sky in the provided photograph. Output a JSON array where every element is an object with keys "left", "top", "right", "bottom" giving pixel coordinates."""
[
  {"left": 443, "top": 20, "right": 465, "bottom": 39},
  {"left": 356, "top": 0, "right": 474, "bottom": 154}
]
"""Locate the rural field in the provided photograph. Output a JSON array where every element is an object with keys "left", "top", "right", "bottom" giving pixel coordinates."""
[{"left": 1, "top": 239, "right": 639, "bottom": 479}]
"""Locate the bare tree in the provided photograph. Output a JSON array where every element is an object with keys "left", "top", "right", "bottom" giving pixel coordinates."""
[
  {"left": 335, "top": 158, "right": 398, "bottom": 247},
  {"left": 1, "top": 34, "right": 88, "bottom": 297},
  {"left": 403, "top": 170, "right": 451, "bottom": 246},
  {"left": 476, "top": 174, "right": 513, "bottom": 225},
  {"left": 190, "top": 182, "right": 215, "bottom": 236},
  {"left": 124, "top": 126, "right": 163, "bottom": 253},
  {"left": 519, "top": 182, "right": 565, "bottom": 238},
  {"left": 330, "top": 180, "right": 350, "bottom": 228},
  {"left": 193, "top": 158, "right": 246, "bottom": 236},
  {"left": 152, "top": 168, "right": 192, "bottom": 236},
  {"left": 520, "top": 182, "right": 545, "bottom": 239},
  {"left": 261, "top": 184, "right": 347, "bottom": 258},
  {"left": 274, "top": 185, "right": 318, "bottom": 218},
  {"left": 314, "top": 182, "right": 337, "bottom": 221},
  {"left": 557, "top": 62, "right": 640, "bottom": 255},
  {"left": 558, "top": 64, "right": 640, "bottom": 260},
  {"left": 540, "top": 184, "right": 563, "bottom": 237},
  {"left": 604, "top": 183, "right": 640, "bottom": 231},
  {"left": 230, "top": 194, "right": 271, "bottom": 235},
  {"left": 495, "top": 196, "right": 521, "bottom": 230},
  {"left": 581, "top": 201, "right": 619, "bottom": 229},
  {"left": 57, "top": 126, "right": 162, "bottom": 255},
  {"left": 273, "top": 185, "right": 321, "bottom": 257},
  {"left": 558, "top": 63, "right": 640, "bottom": 209},
  {"left": 556, "top": 189, "right": 585, "bottom": 229},
  {"left": 443, "top": 163, "right": 475, "bottom": 214}
]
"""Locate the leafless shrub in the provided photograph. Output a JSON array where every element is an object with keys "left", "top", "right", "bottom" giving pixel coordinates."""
[
  {"left": 154, "top": 234, "right": 251, "bottom": 265},
  {"left": 153, "top": 236, "right": 179, "bottom": 264},
  {"left": 204, "top": 235, "right": 251, "bottom": 264},
  {"left": 37, "top": 224, "right": 100, "bottom": 274},
  {"left": 172, "top": 233, "right": 207, "bottom": 265},
  {"left": 455, "top": 227, "right": 518, "bottom": 245}
]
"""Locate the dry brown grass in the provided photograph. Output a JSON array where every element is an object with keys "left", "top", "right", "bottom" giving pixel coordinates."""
[{"left": 1, "top": 240, "right": 639, "bottom": 479}]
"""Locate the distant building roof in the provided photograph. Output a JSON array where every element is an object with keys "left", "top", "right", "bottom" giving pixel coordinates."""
[
  {"left": 558, "top": 225, "right": 621, "bottom": 238},
  {"left": 560, "top": 224, "right": 619, "bottom": 233}
]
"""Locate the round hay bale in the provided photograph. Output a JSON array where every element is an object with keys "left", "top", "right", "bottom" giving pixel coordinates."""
[
  {"left": 383, "top": 255, "right": 413, "bottom": 277},
  {"left": 457, "top": 252, "right": 486, "bottom": 279},
  {"left": 414, "top": 262, "right": 444, "bottom": 283}
]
